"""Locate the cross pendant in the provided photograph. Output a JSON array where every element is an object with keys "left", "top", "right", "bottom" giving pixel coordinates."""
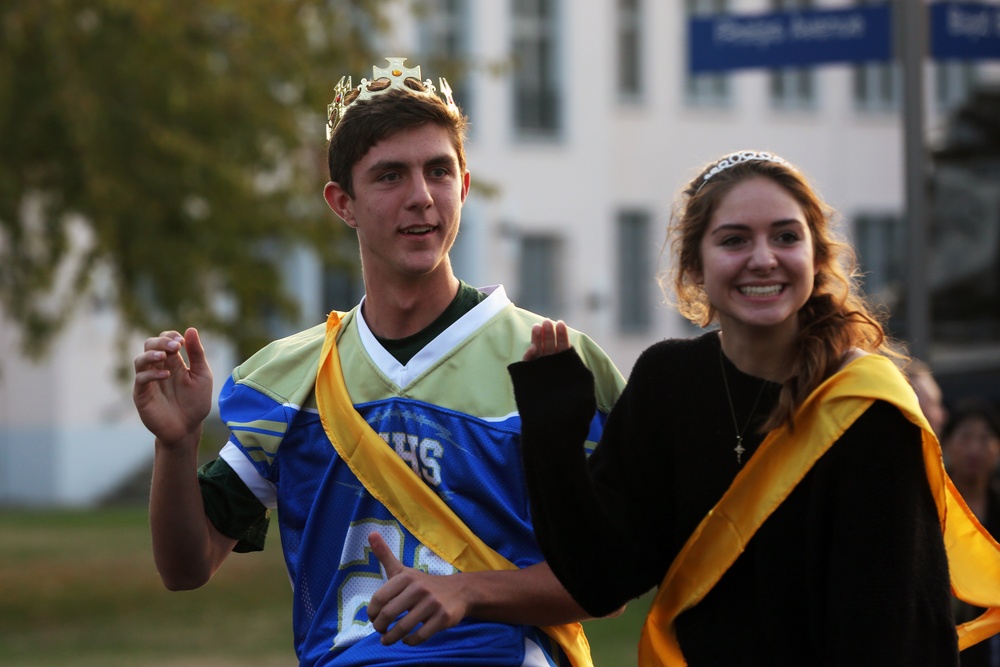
[{"left": 734, "top": 437, "right": 745, "bottom": 465}]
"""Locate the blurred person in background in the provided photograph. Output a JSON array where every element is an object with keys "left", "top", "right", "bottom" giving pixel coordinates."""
[
  {"left": 942, "top": 398, "right": 1000, "bottom": 667},
  {"left": 907, "top": 358, "right": 949, "bottom": 436}
]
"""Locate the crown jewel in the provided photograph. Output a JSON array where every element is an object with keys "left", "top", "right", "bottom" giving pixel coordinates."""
[
  {"left": 326, "top": 57, "right": 458, "bottom": 140},
  {"left": 700, "top": 151, "right": 788, "bottom": 186}
]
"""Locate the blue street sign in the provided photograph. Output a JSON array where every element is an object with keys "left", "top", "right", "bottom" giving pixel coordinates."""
[
  {"left": 689, "top": 6, "right": 892, "bottom": 73},
  {"left": 931, "top": 2, "right": 1000, "bottom": 60}
]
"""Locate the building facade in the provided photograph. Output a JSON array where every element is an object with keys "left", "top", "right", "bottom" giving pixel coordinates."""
[{"left": 2, "top": 0, "right": 997, "bottom": 505}]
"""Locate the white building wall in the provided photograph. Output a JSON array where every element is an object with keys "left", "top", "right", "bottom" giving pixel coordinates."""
[
  {"left": 0, "top": 306, "right": 147, "bottom": 505},
  {"left": 448, "top": 0, "right": 923, "bottom": 372},
  {"left": 2, "top": 0, "right": 997, "bottom": 505},
  {"left": 0, "top": 298, "right": 233, "bottom": 506}
]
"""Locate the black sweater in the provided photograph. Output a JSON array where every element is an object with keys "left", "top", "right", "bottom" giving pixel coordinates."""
[{"left": 510, "top": 332, "right": 958, "bottom": 667}]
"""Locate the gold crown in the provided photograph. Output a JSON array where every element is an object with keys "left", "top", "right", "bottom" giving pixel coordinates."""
[{"left": 326, "top": 57, "right": 458, "bottom": 140}]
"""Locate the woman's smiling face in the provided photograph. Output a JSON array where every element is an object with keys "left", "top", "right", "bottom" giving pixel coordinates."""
[{"left": 691, "top": 176, "right": 816, "bottom": 337}]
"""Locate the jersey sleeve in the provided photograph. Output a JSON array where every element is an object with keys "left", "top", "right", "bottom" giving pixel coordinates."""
[
  {"left": 198, "top": 457, "right": 270, "bottom": 553},
  {"left": 572, "top": 333, "right": 628, "bottom": 455},
  {"left": 204, "top": 322, "right": 327, "bottom": 550}
]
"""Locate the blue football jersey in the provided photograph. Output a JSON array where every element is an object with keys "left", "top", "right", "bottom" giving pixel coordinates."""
[{"left": 217, "top": 285, "right": 625, "bottom": 666}]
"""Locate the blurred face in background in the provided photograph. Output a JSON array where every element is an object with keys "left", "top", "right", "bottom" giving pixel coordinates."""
[
  {"left": 911, "top": 371, "right": 947, "bottom": 436},
  {"left": 943, "top": 414, "right": 1000, "bottom": 487}
]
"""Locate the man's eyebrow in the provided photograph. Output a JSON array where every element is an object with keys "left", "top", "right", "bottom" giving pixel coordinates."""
[
  {"left": 423, "top": 154, "right": 459, "bottom": 168},
  {"left": 366, "top": 154, "right": 458, "bottom": 175},
  {"left": 366, "top": 159, "right": 406, "bottom": 175}
]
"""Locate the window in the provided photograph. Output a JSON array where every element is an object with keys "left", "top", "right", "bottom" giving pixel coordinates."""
[
  {"left": 417, "top": 0, "right": 473, "bottom": 120},
  {"left": 617, "top": 0, "right": 643, "bottom": 100},
  {"left": 769, "top": 0, "right": 817, "bottom": 110},
  {"left": 852, "top": 0, "right": 897, "bottom": 111},
  {"left": 617, "top": 210, "right": 653, "bottom": 333},
  {"left": 517, "top": 234, "right": 563, "bottom": 316},
  {"left": 322, "top": 245, "right": 365, "bottom": 314},
  {"left": 419, "top": 0, "right": 468, "bottom": 57},
  {"left": 512, "top": 0, "right": 561, "bottom": 135},
  {"left": 854, "top": 213, "right": 903, "bottom": 300},
  {"left": 935, "top": 61, "right": 977, "bottom": 112},
  {"left": 684, "top": 0, "right": 731, "bottom": 106},
  {"left": 450, "top": 207, "right": 481, "bottom": 287}
]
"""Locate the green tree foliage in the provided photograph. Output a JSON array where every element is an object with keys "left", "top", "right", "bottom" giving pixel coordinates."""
[{"left": 0, "top": 0, "right": 385, "bottom": 362}]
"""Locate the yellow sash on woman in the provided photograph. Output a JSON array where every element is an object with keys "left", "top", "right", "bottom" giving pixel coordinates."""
[
  {"left": 637, "top": 354, "right": 1000, "bottom": 666},
  {"left": 314, "top": 311, "right": 594, "bottom": 667}
]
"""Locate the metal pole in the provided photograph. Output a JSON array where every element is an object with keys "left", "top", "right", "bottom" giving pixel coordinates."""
[{"left": 898, "top": 0, "right": 931, "bottom": 360}]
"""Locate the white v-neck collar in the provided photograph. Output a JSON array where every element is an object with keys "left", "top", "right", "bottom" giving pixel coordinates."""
[{"left": 355, "top": 285, "right": 510, "bottom": 388}]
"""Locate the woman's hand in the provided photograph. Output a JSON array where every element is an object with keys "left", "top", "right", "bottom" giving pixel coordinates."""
[{"left": 522, "top": 319, "right": 571, "bottom": 361}]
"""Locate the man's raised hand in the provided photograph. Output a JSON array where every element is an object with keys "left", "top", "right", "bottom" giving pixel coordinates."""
[{"left": 133, "top": 327, "right": 213, "bottom": 446}]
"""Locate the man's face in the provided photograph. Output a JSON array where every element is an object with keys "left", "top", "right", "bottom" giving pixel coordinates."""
[{"left": 325, "top": 123, "right": 470, "bottom": 286}]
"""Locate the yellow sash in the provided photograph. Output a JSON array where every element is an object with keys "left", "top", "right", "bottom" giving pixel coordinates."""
[
  {"left": 638, "top": 354, "right": 1000, "bottom": 666},
  {"left": 314, "top": 311, "right": 594, "bottom": 667}
]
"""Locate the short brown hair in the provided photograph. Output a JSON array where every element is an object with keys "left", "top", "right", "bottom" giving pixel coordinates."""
[{"left": 326, "top": 81, "right": 469, "bottom": 198}]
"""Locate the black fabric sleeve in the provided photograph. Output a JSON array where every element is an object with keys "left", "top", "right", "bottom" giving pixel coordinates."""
[
  {"left": 198, "top": 457, "right": 271, "bottom": 553},
  {"left": 809, "top": 401, "right": 958, "bottom": 665},
  {"left": 510, "top": 348, "right": 670, "bottom": 616}
]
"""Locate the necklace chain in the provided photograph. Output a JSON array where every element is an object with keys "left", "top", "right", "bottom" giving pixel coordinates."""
[{"left": 719, "top": 346, "right": 767, "bottom": 465}]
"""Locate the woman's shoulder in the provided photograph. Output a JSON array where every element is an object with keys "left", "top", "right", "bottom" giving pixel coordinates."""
[
  {"left": 831, "top": 398, "right": 921, "bottom": 468},
  {"left": 630, "top": 331, "right": 719, "bottom": 381},
  {"left": 636, "top": 331, "right": 718, "bottom": 362}
]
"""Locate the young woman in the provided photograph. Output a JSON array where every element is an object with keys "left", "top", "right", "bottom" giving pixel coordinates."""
[{"left": 509, "top": 151, "right": 1000, "bottom": 666}]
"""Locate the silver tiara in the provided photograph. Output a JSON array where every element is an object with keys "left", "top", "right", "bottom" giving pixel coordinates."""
[{"left": 700, "top": 151, "right": 789, "bottom": 186}]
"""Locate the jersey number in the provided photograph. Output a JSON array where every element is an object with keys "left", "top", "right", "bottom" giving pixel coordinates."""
[{"left": 333, "top": 519, "right": 458, "bottom": 648}]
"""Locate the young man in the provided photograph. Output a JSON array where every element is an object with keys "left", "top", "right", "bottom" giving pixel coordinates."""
[{"left": 132, "top": 57, "right": 624, "bottom": 667}]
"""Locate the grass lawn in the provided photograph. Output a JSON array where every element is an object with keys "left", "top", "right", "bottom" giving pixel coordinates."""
[{"left": 0, "top": 507, "right": 648, "bottom": 666}]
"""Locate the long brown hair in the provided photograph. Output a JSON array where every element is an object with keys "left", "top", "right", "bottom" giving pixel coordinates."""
[{"left": 663, "top": 152, "right": 905, "bottom": 430}]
